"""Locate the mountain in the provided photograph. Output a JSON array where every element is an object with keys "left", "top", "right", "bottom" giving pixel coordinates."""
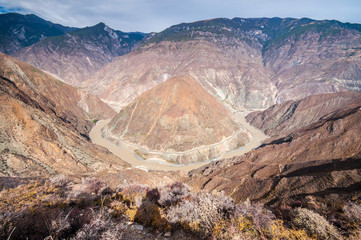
[
  {"left": 104, "top": 75, "right": 250, "bottom": 164},
  {"left": 188, "top": 91, "right": 361, "bottom": 206},
  {"left": 246, "top": 91, "right": 361, "bottom": 137},
  {"left": 0, "top": 13, "right": 76, "bottom": 54},
  {"left": 14, "top": 22, "right": 146, "bottom": 85},
  {"left": 0, "top": 53, "right": 127, "bottom": 176},
  {"left": 0, "top": 52, "right": 115, "bottom": 135},
  {"left": 84, "top": 17, "right": 361, "bottom": 111}
]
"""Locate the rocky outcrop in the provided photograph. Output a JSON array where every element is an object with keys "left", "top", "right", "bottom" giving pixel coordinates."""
[
  {"left": 103, "top": 75, "right": 250, "bottom": 164},
  {"left": 14, "top": 22, "right": 145, "bottom": 86},
  {"left": 0, "top": 13, "right": 76, "bottom": 55},
  {"left": 246, "top": 91, "right": 361, "bottom": 137},
  {"left": 85, "top": 17, "right": 361, "bottom": 111},
  {"left": 187, "top": 93, "right": 361, "bottom": 206}
]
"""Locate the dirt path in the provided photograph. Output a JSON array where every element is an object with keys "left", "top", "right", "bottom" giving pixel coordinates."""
[{"left": 89, "top": 112, "right": 268, "bottom": 172}]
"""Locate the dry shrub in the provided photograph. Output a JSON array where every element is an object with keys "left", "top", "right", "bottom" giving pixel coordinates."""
[
  {"left": 292, "top": 207, "right": 341, "bottom": 240},
  {"left": 235, "top": 200, "right": 275, "bottom": 231},
  {"left": 50, "top": 174, "right": 71, "bottom": 187},
  {"left": 134, "top": 199, "right": 171, "bottom": 231},
  {"left": 158, "top": 182, "right": 190, "bottom": 206},
  {"left": 268, "top": 219, "right": 313, "bottom": 240},
  {"left": 118, "top": 184, "right": 149, "bottom": 208},
  {"left": 81, "top": 177, "right": 104, "bottom": 194},
  {"left": 343, "top": 202, "right": 361, "bottom": 223},
  {"left": 71, "top": 207, "right": 124, "bottom": 240},
  {"left": 166, "top": 192, "right": 235, "bottom": 236},
  {"left": 212, "top": 216, "right": 260, "bottom": 240},
  {"left": 342, "top": 201, "right": 361, "bottom": 239}
]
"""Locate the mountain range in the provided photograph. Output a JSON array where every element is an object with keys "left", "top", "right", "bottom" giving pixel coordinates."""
[
  {"left": 83, "top": 17, "right": 361, "bottom": 110},
  {"left": 0, "top": 12, "right": 360, "bottom": 240}
]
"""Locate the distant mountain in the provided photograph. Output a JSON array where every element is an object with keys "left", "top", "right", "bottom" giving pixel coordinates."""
[
  {"left": 104, "top": 75, "right": 249, "bottom": 163},
  {"left": 0, "top": 13, "right": 76, "bottom": 54},
  {"left": 85, "top": 17, "right": 361, "bottom": 110},
  {"left": 14, "top": 22, "right": 146, "bottom": 85},
  {"left": 0, "top": 53, "right": 123, "bottom": 177},
  {"left": 188, "top": 91, "right": 361, "bottom": 206}
]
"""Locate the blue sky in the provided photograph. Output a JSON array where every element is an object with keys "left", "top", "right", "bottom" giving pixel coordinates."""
[{"left": 0, "top": 0, "right": 360, "bottom": 33}]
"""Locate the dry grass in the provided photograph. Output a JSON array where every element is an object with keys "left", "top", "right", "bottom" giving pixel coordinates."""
[{"left": 1, "top": 176, "right": 359, "bottom": 240}]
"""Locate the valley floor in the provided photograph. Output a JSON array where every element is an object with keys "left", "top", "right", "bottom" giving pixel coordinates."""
[{"left": 89, "top": 112, "right": 268, "bottom": 171}]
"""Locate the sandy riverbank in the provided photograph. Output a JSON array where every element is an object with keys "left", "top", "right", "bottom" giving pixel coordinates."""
[{"left": 89, "top": 112, "right": 267, "bottom": 172}]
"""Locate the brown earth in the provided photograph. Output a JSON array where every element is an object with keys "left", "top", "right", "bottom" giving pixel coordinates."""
[
  {"left": 0, "top": 52, "right": 115, "bottom": 136},
  {"left": 0, "top": 76, "right": 125, "bottom": 177},
  {"left": 187, "top": 93, "right": 361, "bottom": 206},
  {"left": 0, "top": 53, "right": 122, "bottom": 177}
]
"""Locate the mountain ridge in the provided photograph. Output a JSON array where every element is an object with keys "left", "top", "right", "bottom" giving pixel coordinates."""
[
  {"left": 85, "top": 17, "right": 361, "bottom": 111},
  {"left": 0, "top": 13, "right": 76, "bottom": 54},
  {"left": 14, "top": 21, "right": 146, "bottom": 85}
]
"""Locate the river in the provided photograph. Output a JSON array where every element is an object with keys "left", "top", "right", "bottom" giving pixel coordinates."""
[{"left": 89, "top": 112, "right": 267, "bottom": 172}]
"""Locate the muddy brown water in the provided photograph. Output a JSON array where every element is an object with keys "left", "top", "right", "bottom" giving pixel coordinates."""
[{"left": 89, "top": 112, "right": 267, "bottom": 172}]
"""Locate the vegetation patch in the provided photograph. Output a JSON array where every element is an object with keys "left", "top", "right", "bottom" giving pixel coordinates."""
[{"left": 0, "top": 177, "right": 360, "bottom": 239}]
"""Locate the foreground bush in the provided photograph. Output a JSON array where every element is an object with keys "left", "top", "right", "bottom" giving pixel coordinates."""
[
  {"left": 1, "top": 177, "right": 359, "bottom": 240},
  {"left": 292, "top": 207, "right": 341, "bottom": 240},
  {"left": 166, "top": 192, "right": 234, "bottom": 235}
]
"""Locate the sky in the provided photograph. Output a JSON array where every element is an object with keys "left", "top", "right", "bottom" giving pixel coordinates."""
[{"left": 0, "top": 0, "right": 360, "bottom": 33}]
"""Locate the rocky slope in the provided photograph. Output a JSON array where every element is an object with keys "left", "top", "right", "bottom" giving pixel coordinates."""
[
  {"left": 0, "top": 13, "right": 76, "bottom": 54},
  {"left": 85, "top": 17, "right": 361, "bottom": 111},
  {"left": 0, "top": 53, "right": 115, "bottom": 135},
  {"left": 0, "top": 62, "right": 122, "bottom": 177},
  {"left": 246, "top": 91, "right": 361, "bottom": 137},
  {"left": 14, "top": 22, "right": 145, "bottom": 85},
  {"left": 187, "top": 92, "right": 361, "bottom": 206},
  {"left": 104, "top": 75, "right": 249, "bottom": 164}
]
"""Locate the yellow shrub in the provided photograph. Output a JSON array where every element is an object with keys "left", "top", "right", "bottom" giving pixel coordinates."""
[
  {"left": 125, "top": 208, "right": 138, "bottom": 222},
  {"left": 268, "top": 220, "right": 314, "bottom": 240},
  {"left": 212, "top": 216, "right": 260, "bottom": 240},
  {"left": 134, "top": 201, "right": 171, "bottom": 231},
  {"left": 0, "top": 180, "right": 59, "bottom": 214}
]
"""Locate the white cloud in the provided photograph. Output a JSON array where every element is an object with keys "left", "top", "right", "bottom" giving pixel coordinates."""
[{"left": 0, "top": 0, "right": 360, "bottom": 32}]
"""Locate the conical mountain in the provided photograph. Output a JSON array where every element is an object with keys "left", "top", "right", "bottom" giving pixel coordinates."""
[{"left": 105, "top": 75, "right": 249, "bottom": 163}]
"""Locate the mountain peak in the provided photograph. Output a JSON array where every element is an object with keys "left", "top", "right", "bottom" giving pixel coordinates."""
[
  {"left": 105, "top": 75, "right": 248, "bottom": 163},
  {"left": 94, "top": 22, "right": 106, "bottom": 27}
]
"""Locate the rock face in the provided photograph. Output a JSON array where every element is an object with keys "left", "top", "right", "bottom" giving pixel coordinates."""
[
  {"left": 14, "top": 22, "right": 145, "bottom": 85},
  {"left": 246, "top": 91, "right": 361, "bottom": 137},
  {"left": 104, "top": 75, "right": 250, "bottom": 164},
  {"left": 0, "top": 13, "right": 76, "bottom": 54},
  {"left": 0, "top": 53, "right": 115, "bottom": 135},
  {"left": 85, "top": 17, "right": 361, "bottom": 111},
  {"left": 187, "top": 92, "right": 361, "bottom": 206},
  {"left": 0, "top": 54, "right": 126, "bottom": 177}
]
